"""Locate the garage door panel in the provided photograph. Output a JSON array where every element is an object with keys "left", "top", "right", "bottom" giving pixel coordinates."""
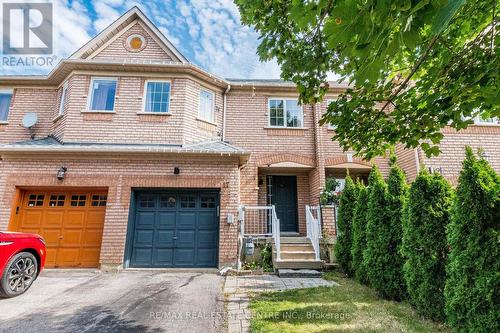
[
  {"left": 86, "top": 211, "right": 106, "bottom": 228},
  {"left": 177, "top": 212, "right": 196, "bottom": 228},
  {"left": 196, "top": 249, "right": 217, "bottom": 266},
  {"left": 129, "top": 191, "right": 219, "bottom": 268},
  {"left": 176, "top": 230, "right": 195, "bottom": 248},
  {"left": 22, "top": 211, "right": 43, "bottom": 228},
  {"left": 174, "top": 249, "right": 195, "bottom": 266},
  {"left": 65, "top": 211, "right": 86, "bottom": 227},
  {"left": 57, "top": 248, "right": 80, "bottom": 267},
  {"left": 136, "top": 212, "right": 155, "bottom": 227},
  {"left": 157, "top": 211, "right": 176, "bottom": 228},
  {"left": 15, "top": 190, "right": 106, "bottom": 268},
  {"left": 198, "top": 212, "right": 216, "bottom": 229},
  {"left": 153, "top": 248, "right": 174, "bottom": 266},
  {"left": 44, "top": 211, "right": 64, "bottom": 228},
  {"left": 134, "top": 230, "right": 154, "bottom": 246},
  {"left": 197, "top": 230, "right": 218, "bottom": 247},
  {"left": 132, "top": 248, "right": 153, "bottom": 265},
  {"left": 157, "top": 230, "right": 175, "bottom": 246}
]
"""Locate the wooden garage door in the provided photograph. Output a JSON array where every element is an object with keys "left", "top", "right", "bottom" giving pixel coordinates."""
[{"left": 14, "top": 190, "right": 107, "bottom": 268}]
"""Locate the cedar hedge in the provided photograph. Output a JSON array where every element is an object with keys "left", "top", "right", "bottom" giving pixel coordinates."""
[
  {"left": 402, "top": 170, "right": 453, "bottom": 321},
  {"left": 334, "top": 175, "right": 357, "bottom": 276},
  {"left": 444, "top": 147, "right": 500, "bottom": 332},
  {"left": 351, "top": 182, "right": 369, "bottom": 285}
]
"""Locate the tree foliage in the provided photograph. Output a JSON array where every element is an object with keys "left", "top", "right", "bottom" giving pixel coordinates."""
[
  {"left": 351, "top": 182, "right": 369, "bottom": 285},
  {"left": 402, "top": 171, "right": 453, "bottom": 321},
  {"left": 235, "top": 0, "right": 499, "bottom": 159},
  {"left": 444, "top": 147, "right": 500, "bottom": 332},
  {"left": 335, "top": 175, "right": 357, "bottom": 276},
  {"left": 363, "top": 166, "right": 392, "bottom": 297}
]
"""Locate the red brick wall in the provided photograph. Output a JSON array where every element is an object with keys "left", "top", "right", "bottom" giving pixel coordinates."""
[{"left": 0, "top": 155, "right": 240, "bottom": 267}]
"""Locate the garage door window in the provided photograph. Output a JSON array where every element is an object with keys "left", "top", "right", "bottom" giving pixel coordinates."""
[
  {"left": 180, "top": 196, "right": 196, "bottom": 208},
  {"left": 28, "top": 194, "right": 44, "bottom": 207},
  {"left": 91, "top": 195, "right": 107, "bottom": 207},
  {"left": 71, "top": 195, "right": 87, "bottom": 207},
  {"left": 139, "top": 195, "right": 156, "bottom": 208},
  {"left": 49, "top": 195, "right": 66, "bottom": 207},
  {"left": 201, "top": 196, "right": 216, "bottom": 208},
  {"left": 160, "top": 195, "right": 176, "bottom": 208}
]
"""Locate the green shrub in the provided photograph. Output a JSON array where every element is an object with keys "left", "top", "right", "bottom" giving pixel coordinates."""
[
  {"left": 383, "top": 164, "right": 408, "bottom": 300},
  {"left": 402, "top": 171, "right": 453, "bottom": 321},
  {"left": 351, "top": 182, "right": 369, "bottom": 284},
  {"left": 363, "top": 166, "right": 390, "bottom": 296},
  {"left": 444, "top": 147, "right": 500, "bottom": 332},
  {"left": 335, "top": 175, "right": 358, "bottom": 276}
]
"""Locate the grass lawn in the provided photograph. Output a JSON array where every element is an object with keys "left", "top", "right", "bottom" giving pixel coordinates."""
[{"left": 249, "top": 271, "right": 450, "bottom": 333}]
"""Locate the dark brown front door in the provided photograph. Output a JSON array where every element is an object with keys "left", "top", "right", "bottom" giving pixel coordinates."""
[{"left": 268, "top": 176, "right": 298, "bottom": 233}]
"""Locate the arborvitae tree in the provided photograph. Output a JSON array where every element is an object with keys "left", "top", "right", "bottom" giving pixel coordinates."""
[
  {"left": 383, "top": 164, "right": 408, "bottom": 300},
  {"left": 363, "top": 166, "right": 390, "bottom": 296},
  {"left": 351, "top": 182, "right": 369, "bottom": 284},
  {"left": 402, "top": 171, "right": 453, "bottom": 321},
  {"left": 335, "top": 175, "right": 357, "bottom": 276},
  {"left": 445, "top": 148, "right": 500, "bottom": 332}
]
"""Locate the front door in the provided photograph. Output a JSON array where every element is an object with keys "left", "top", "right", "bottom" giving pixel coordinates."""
[{"left": 269, "top": 176, "right": 298, "bottom": 233}]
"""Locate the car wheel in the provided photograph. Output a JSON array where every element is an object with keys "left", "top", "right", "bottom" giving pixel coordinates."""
[{"left": 0, "top": 252, "right": 38, "bottom": 298}]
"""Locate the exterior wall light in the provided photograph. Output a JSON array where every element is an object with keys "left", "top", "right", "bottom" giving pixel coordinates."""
[
  {"left": 57, "top": 166, "right": 67, "bottom": 180},
  {"left": 174, "top": 167, "right": 180, "bottom": 175}
]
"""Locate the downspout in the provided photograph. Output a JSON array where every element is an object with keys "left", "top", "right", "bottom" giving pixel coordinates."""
[{"left": 222, "top": 84, "right": 231, "bottom": 141}]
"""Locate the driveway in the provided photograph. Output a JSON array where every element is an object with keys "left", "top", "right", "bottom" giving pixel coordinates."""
[{"left": 0, "top": 270, "right": 225, "bottom": 333}]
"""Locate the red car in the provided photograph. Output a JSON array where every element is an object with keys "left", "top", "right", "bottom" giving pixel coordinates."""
[{"left": 0, "top": 232, "right": 46, "bottom": 298}]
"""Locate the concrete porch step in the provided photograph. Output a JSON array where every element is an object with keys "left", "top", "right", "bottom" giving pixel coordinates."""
[
  {"left": 279, "top": 244, "right": 315, "bottom": 252},
  {"left": 279, "top": 250, "right": 316, "bottom": 260},
  {"left": 273, "top": 259, "right": 324, "bottom": 270},
  {"left": 277, "top": 269, "right": 323, "bottom": 278},
  {"left": 280, "top": 237, "right": 310, "bottom": 243}
]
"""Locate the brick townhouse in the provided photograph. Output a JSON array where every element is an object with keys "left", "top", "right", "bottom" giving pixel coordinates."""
[{"left": 0, "top": 7, "right": 498, "bottom": 270}]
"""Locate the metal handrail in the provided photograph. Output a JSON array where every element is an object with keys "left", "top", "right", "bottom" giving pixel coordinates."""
[
  {"left": 306, "top": 205, "right": 321, "bottom": 260},
  {"left": 271, "top": 206, "right": 281, "bottom": 261}
]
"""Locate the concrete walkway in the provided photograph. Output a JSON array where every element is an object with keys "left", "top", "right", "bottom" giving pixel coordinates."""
[{"left": 223, "top": 275, "right": 337, "bottom": 333}]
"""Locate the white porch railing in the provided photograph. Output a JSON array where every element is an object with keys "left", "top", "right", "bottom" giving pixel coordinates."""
[
  {"left": 306, "top": 205, "right": 321, "bottom": 260},
  {"left": 238, "top": 205, "right": 281, "bottom": 260}
]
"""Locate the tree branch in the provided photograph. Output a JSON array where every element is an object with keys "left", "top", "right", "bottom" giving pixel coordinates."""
[{"left": 380, "top": 35, "right": 439, "bottom": 112}]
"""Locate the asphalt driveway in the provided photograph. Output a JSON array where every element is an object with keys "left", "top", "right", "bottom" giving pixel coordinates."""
[{"left": 0, "top": 269, "right": 225, "bottom": 333}]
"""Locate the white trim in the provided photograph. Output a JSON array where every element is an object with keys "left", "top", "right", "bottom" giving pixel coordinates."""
[
  {"left": 87, "top": 77, "right": 118, "bottom": 112},
  {"left": 58, "top": 81, "right": 69, "bottom": 116},
  {"left": 267, "top": 97, "right": 303, "bottom": 128},
  {"left": 198, "top": 88, "right": 215, "bottom": 123},
  {"left": 142, "top": 79, "right": 172, "bottom": 113},
  {"left": 472, "top": 116, "right": 499, "bottom": 125}
]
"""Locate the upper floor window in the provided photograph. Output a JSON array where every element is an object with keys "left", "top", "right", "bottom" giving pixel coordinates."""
[
  {"left": 326, "top": 99, "right": 336, "bottom": 130},
  {"left": 144, "top": 80, "right": 170, "bottom": 113},
  {"left": 269, "top": 98, "right": 303, "bottom": 128},
  {"left": 0, "top": 89, "right": 13, "bottom": 122},
  {"left": 88, "top": 77, "right": 117, "bottom": 112},
  {"left": 58, "top": 82, "right": 68, "bottom": 116},
  {"left": 199, "top": 89, "right": 215, "bottom": 122}
]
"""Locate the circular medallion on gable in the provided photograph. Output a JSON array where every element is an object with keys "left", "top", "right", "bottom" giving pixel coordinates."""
[{"left": 125, "top": 34, "right": 147, "bottom": 52}]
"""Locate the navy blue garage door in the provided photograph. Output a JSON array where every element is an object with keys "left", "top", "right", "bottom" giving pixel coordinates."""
[{"left": 128, "top": 190, "right": 219, "bottom": 268}]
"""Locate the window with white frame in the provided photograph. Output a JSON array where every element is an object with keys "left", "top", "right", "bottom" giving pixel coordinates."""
[
  {"left": 269, "top": 98, "right": 303, "bottom": 127},
  {"left": 199, "top": 89, "right": 214, "bottom": 122},
  {"left": 58, "top": 82, "right": 68, "bottom": 116},
  {"left": 88, "top": 78, "right": 117, "bottom": 112},
  {"left": 143, "top": 80, "right": 171, "bottom": 113},
  {"left": 0, "top": 89, "right": 13, "bottom": 122}
]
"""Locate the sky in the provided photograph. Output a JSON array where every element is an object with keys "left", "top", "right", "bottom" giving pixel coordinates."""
[{"left": 0, "top": 0, "right": 283, "bottom": 78}]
